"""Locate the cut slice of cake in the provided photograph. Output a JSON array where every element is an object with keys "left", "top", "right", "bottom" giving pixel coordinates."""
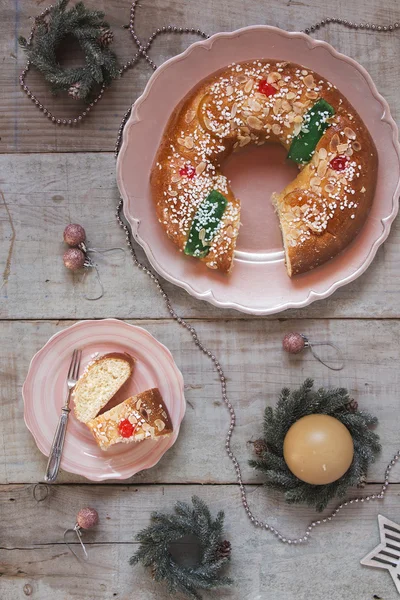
[
  {"left": 86, "top": 388, "right": 173, "bottom": 451},
  {"left": 72, "top": 353, "right": 135, "bottom": 423}
]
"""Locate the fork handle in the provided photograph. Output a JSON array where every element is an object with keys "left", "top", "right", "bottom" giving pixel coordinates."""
[{"left": 44, "top": 407, "right": 70, "bottom": 483}]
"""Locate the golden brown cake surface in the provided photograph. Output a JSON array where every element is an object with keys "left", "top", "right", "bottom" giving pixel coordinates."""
[
  {"left": 86, "top": 388, "right": 173, "bottom": 451},
  {"left": 151, "top": 60, "right": 378, "bottom": 276}
]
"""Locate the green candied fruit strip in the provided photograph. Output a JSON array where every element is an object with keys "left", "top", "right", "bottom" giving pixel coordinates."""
[
  {"left": 287, "top": 98, "right": 335, "bottom": 164},
  {"left": 184, "top": 190, "right": 228, "bottom": 258}
]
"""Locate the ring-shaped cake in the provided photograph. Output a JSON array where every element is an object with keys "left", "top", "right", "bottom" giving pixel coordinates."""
[{"left": 151, "top": 60, "right": 378, "bottom": 275}]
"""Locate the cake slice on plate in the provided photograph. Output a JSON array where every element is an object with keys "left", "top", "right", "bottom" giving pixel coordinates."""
[
  {"left": 86, "top": 388, "right": 173, "bottom": 451},
  {"left": 72, "top": 352, "right": 135, "bottom": 423}
]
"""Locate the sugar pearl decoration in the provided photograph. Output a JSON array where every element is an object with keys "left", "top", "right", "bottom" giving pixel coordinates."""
[
  {"left": 63, "top": 248, "right": 86, "bottom": 271},
  {"left": 63, "top": 223, "right": 86, "bottom": 247},
  {"left": 76, "top": 507, "right": 99, "bottom": 530},
  {"left": 282, "top": 332, "right": 306, "bottom": 354}
]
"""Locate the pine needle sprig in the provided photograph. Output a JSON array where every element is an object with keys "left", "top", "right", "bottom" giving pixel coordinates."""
[
  {"left": 130, "top": 496, "right": 233, "bottom": 599},
  {"left": 250, "top": 380, "right": 381, "bottom": 512},
  {"left": 18, "top": 0, "right": 119, "bottom": 101}
]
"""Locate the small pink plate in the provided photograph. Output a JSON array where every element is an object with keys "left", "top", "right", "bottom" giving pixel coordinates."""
[
  {"left": 23, "top": 319, "right": 186, "bottom": 481},
  {"left": 117, "top": 25, "right": 400, "bottom": 315}
]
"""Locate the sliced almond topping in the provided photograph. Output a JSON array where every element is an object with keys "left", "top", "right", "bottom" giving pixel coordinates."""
[
  {"left": 272, "top": 124, "right": 282, "bottom": 136},
  {"left": 255, "top": 92, "right": 266, "bottom": 101},
  {"left": 185, "top": 110, "right": 196, "bottom": 124},
  {"left": 325, "top": 183, "right": 335, "bottom": 194},
  {"left": 303, "top": 74, "right": 315, "bottom": 88},
  {"left": 330, "top": 133, "right": 340, "bottom": 152},
  {"left": 241, "top": 126, "right": 250, "bottom": 134},
  {"left": 177, "top": 137, "right": 186, "bottom": 146},
  {"left": 246, "top": 116, "right": 263, "bottom": 130},
  {"left": 281, "top": 100, "right": 292, "bottom": 112},
  {"left": 136, "top": 399, "right": 142, "bottom": 410},
  {"left": 278, "top": 80, "right": 286, "bottom": 87},
  {"left": 206, "top": 262, "right": 218, "bottom": 269},
  {"left": 231, "top": 102, "right": 238, "bottom": 118},
  {"left": 128, "top": 414, "right": 138, "bottom": 424},
  {"left": 262, "top": 106, "right": 270, "bottom": 117},
  {"left": 196, "top": 161, "right": 206, "bottom": 176},
  {"left": 352, "top": 141, "right": 362, "bottom": 151},
  {"left": 273, "top": 98, "right": 283, "bottom": 115},
  {"left": 238, "top": 135, "right": 251, "bottom": 147},
  {"left": 226, "top": 85, "right": 234, "bottom": 96},
  {"left": 337, "top": 143, "right": 349, "bottom": 154},
  {"left": 237, "top": 74, "right": 247, "bottom": 83},
  {"left": 244, "top": 79, "right": 254, "bottom": 93},
  {"left": 301, "top": 69, "right": 308, "bottom": 76},
  {"left": 233, "top": 141, "right": 239, "bottom": 150},
  {"left": 344, "top": 127, "right": 356, "bottom": 140},
  {"left": 317, "top": 159, "right": 328, "bottom": 178},
  {"left": 293, "top": 102, "right": 305, "bottom": 115},
  {"left": 310, "top": 176, "right": 322, "bottom": 187},
  {"left": 361, "top": 186, "right": 366, "bottom": 193},
  {"left": 198, "top": 228, "right": 206, "bottom": 242},
  {"left": 286, "top": 91, "right": 296, "bottom": 100},
  {"left": 155, "top": 419, "right": 165, "bottom": 432},
  {"left": 248, "top": 98, "right": 261, "bottom": 112},
  {"left": 293, "top": 122, "right": 302, "bottom": 136},
  {"left": 306, "top": 91, "right": 318, "bottom": 100},
  {"left": 287, "top": 112, "right": 296, "bottom": 124},
  {"left": 167, "top": 189, "right": 178, "bottom": 197},
  {"left": 203, "top": 116, "right": 213, "bottom": 131},
  {"left": 184, "top": 136, "right": 194, "bottom": 149},
  {"left": 171, "top": 173, "right": 181, "bottom": 183},
  {"left": 345, "top": 147, "right": 354, "bottom": 157},
  {"left": 318, "top": 147, "right": 328, "bottom": 160},
  {"left": 267, "top": 72, "right": 281, "bottom": 83},
  {"left": 293, "top": 115, "right": 303, "bottom": 124}
]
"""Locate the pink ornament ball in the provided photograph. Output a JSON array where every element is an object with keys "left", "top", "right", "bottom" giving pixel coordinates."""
[
  {"left": 282, "top": 332, "right": 305, "bottom": 354},
  {"left": 63, "top": 248, "right": 86, "bottom": 271},
  {"left": 63, "top": 223, "right": 86, "bottom": 247},
  {"left": 76, "top": 507, "right": 99, "bottom": 530}
]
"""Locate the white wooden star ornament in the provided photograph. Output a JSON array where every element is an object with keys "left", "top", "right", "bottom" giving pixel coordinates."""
[{"left": 361, "top": 515, "right": 400, "bottom": 595}]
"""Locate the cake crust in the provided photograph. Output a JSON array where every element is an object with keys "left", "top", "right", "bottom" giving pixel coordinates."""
[
  {"left": 151, "top": 59, "right": 378, "bottom": 276},
  {"left": 86, "top": 388, "right": 173, "bottom": 451}
]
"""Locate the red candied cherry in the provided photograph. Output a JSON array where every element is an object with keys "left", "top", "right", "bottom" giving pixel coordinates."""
[
  {"left": 118, "top": 419, "right": 135, "bottom": 438},
  {"left": 258, "top": 79, "right": 278, "bottom": 97},
  {"left": 330, "top": 155, "right": 349, "bottom": 171},
  {"left": 179, "top": 165, "right": 196, "bottom": 179}
]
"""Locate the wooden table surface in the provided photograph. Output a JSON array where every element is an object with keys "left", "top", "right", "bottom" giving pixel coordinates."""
[{"left": 1, "top": 1, "right": 400, "bottom": 599}]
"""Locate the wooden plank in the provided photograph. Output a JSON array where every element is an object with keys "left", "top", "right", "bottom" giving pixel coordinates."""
[
  {"left": 1, "top": 318, "right": 399, "bottom": 485},
  {"left": 1, "top": 483, "right": 399, "bottom": 599},
  {"left": 1, "top": 152, "right": 399, "bottom": 320},
  {"left": 1, "top": 0, "right": 399, "bottom": 153}
]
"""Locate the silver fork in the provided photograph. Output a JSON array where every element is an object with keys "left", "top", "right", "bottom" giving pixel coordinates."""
[{"left": 44, "top": 348, "right": 82, "bottom": 483}]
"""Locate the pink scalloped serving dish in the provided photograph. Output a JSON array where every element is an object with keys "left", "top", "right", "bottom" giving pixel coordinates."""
[
  {"left": 23, "top": 319, "right": 186, "bottom": 481},
  {"left": 117, "top": 25, "right": 400, "bottom": 315}
]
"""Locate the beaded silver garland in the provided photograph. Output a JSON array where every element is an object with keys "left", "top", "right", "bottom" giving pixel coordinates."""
[
  {"left": 19, "top": 2, "right": 400, "bottom": 127},
  {"left": 21, "top": 1, "right": 400, "bottom": 544}
]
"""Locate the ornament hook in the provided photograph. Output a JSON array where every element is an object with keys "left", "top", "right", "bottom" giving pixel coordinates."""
[
  {"left": 302, "top": 336, "right": 344, "bottom": 371},
  {"left": 63, "top": 524, "right": 89, "bottom": 561},
  {"left": 81, "top": 262, "right": 104, "bottom": 301}
]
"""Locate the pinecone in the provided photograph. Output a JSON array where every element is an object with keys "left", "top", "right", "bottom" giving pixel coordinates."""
[
  {"left": 252, "top": 438, "right": 267, "bottom": 456},
  {"left": 68, "top": 82, "right": 81, "bottom": 100},
  {"left": 98, "top": 27, "right": 114, "bottom": 47},
  {"left": 345, "top": 398, "right": 358, "bottom": 413},
  {"left": 216, "top": 540, "right": 231, "bottom": 560},
  {"left": 357, "top": 473, "right": 367, "bottom": 488}
]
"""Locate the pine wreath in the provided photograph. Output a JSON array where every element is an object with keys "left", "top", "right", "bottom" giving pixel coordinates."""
[
  {"left": 130, "top": 496, "right": 233, "bottom": 599},
  {"left": 249, "top": 379, "right": 381, "bottom": 512},
  {"left": 18, "top": 0, "right": 119, "bottom": 101}
]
